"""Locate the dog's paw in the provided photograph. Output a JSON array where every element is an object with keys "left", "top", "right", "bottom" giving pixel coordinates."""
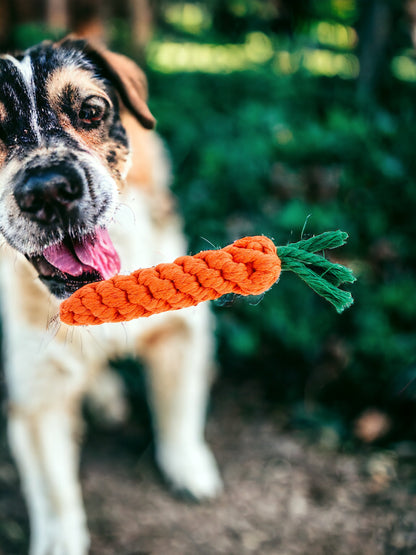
[
  {"left": 51, "top": 532, "right": 89, "bottom": 555},
  {"left": 156, "top": 441, "right": 223, "bottom": 501},
  {"left": 30, "top": 515, "right": 90, "bottom": 555},
  {"left": 31, "top": 537, "right": 89, "bottom": 555}
]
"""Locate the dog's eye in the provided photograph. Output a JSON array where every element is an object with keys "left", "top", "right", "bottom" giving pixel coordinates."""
[{"left": 79, "top": 97, "right": 108, "bottom": 126}]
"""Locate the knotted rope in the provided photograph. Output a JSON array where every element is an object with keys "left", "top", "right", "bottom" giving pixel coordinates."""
[{"left": 60, "top": 231, "right": 356, "bottom": 326}]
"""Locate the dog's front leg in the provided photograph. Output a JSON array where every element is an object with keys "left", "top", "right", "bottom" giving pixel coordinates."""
[
  {"left": 8, "top": 411, "right": 52, "bottom": 555},
  {"left": 140, "top": 307, "right": 223, "bottom": 500},
  {"left": 8, "top": 405, "right": 89, "bottom": 555}
]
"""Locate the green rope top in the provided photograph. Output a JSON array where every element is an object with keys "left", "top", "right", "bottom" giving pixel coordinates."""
[{"left": 277, "top": 230, "right": 356, "bottom": 313}]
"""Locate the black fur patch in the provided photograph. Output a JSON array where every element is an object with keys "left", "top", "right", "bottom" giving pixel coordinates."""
[
  {"left": 0, "top": 58, "right": 39, "bottom": 147},
  {"left": 0, "top": 39, "right": 134, "bottom": 288},
  {"left": 0, "top": 41, "right": 128, "bottom": 152}
]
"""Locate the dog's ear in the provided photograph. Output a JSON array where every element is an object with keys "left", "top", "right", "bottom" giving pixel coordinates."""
[
  {"left": 89, "top": 46, "right": 155, "bottom": 129},
  {"left": 82, "top": 41, "right": 156, "bottom": 130},
  {"left": 57, "top": 36, "right": 155, "bottom": 128}
]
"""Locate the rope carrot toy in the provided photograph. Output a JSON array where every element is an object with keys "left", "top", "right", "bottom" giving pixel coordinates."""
[{"left": 60, "top": 230, "right": 356, "bottom": 326}]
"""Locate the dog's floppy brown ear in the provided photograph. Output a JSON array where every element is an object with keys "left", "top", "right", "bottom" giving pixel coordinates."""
[{"left": 84, "top": 43, "right": 156, "bottom": 129}]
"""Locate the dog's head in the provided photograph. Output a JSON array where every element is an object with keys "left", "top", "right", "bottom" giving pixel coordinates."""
[{"left": 0, "top": 37, "right": 155, "bottom": 298}]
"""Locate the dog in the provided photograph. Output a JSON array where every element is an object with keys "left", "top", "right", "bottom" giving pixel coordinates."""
[{"left": 0, "top": 37, "right": 222, "bottom": 555}]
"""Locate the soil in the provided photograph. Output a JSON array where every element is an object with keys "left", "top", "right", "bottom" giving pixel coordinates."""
[{"left": 1, "top": 380, "right": 416, "bottom": 555}]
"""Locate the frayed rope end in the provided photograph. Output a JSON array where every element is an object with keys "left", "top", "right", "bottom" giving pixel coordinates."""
[{"left": 277, "top": 230, "right": 356, "bottom": 314}]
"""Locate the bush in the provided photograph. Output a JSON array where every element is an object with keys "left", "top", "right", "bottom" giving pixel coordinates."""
[{"left": 148, "top": 59, "right": 416, "bottom": 441}]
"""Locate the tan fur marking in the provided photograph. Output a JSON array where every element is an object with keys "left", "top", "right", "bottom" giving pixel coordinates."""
[
  {"left": 46, "top": 67, "right": 108, "bottom": 109},
  {"left": 122, "top": 112, "right": 177, "bottom": 226},
  {"left": 139, "top": 318, "right": 191, "bottom": 417},
  {"left": 13, "top": 255, "right": 58, "bottom": 329},
  {"left": 140, "top": 317, "right": 190, "bottom": 352},
  {"left": 0, "top": 100, "right": 7, "bottom": 122},
  {"left": 7, "top": 254, "right": 96, "bottom": 353},
  {"left": 0, "top": 142, "right": 6, "bottom": 167},
  {"left": 122, "top": 112, "right": 155, "bottom": 189},
  {"left": 0, "top": 101, "right": 6, "bottom": 166},
  {"left": 65, "top": 128, "right": 128, "bottom": 184},
  {"left": 46, "top": 66, "right": 128, "bottom": 184}
]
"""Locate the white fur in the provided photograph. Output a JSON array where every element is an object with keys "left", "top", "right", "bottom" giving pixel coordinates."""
[{"left": 5, "top": 55, "right": 42, "bottom": 142}]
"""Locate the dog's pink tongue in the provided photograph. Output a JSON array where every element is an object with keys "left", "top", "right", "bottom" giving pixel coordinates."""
[
  {"left": 74, "top": 228, "right": 120, "bottom": 279},
  {"left": 43, "top": 242, "right": 85, "bottom": 276},
  {"left": 43, "top": 228, "right": 120, "bottom": 279}
]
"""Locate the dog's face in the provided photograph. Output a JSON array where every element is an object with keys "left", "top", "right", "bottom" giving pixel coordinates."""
[{"left": 0, "top": 38, "right": 154, "bottom": 298}]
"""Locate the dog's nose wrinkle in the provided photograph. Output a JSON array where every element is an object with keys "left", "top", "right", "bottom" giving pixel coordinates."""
[{"left": 14, "top": 168, "right": 84, "bottom": 223}]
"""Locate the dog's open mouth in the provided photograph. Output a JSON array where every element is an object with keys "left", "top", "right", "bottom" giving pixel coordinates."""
[{"left": 27, "top": 228, "right": 121, "bottom": 299}]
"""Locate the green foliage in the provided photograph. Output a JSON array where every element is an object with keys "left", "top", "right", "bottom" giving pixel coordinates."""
[
  {"left": 146, "top": 23, "right": 416, "bottom": 439},
  {"left": 9, "top": 24, "right": 65, "bottom": 49}
]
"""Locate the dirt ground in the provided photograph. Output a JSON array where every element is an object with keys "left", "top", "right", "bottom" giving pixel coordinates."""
[{"left": 1, "top": 381, "right": 416, "bottom": 555}]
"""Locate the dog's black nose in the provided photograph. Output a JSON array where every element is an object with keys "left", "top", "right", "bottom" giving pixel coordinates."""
[{"left": 14, "top": 166, "right": 84, "bottom": 223}]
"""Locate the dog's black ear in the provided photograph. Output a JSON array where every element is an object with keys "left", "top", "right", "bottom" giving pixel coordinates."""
[{"left": 63, "top": 37, "right": 156, "bottom": 129}]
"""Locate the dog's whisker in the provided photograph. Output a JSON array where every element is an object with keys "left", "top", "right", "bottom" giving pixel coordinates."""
[
  {"left": 116, "top": 202, "right": 137, "bottom": 226},
  {"left": 85, "top": 327, "right": 112, "bottom": 356},
  {"left": 200, "top": 237, "right": 220, "bottom": 250},
  {"left": 41, "top": 314, "right": 61, "bottom": 351},
  {"left": 120, "top": 321, "right": 129, "bottom": 347},
  {"left": 66, "top": 325, "right": 75, "bottom": 347}
]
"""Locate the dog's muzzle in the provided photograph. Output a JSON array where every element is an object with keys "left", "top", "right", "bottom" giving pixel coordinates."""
[
  {"left": 11, "top": 159, "right": 121, "bottom": 299},
  {"left": 14, "top": 161, "right": 86, "bottom": 225}
]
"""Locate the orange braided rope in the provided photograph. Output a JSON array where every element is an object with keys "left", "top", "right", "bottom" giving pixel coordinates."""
[
  {"left": 60, "top": 232, "right": 356, "bottom": 326},
  {"left": 60, "top": 236, "right": 281, "bottom": 326}
]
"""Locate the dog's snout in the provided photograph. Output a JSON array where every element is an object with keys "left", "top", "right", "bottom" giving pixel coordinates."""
[{"left": 14, "top": 165, "right": 85, "bottom": 223}]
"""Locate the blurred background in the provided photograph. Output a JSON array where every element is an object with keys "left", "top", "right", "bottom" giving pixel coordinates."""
[{"left": 1, "top": 1, "right": 416, "bottom": 553}]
